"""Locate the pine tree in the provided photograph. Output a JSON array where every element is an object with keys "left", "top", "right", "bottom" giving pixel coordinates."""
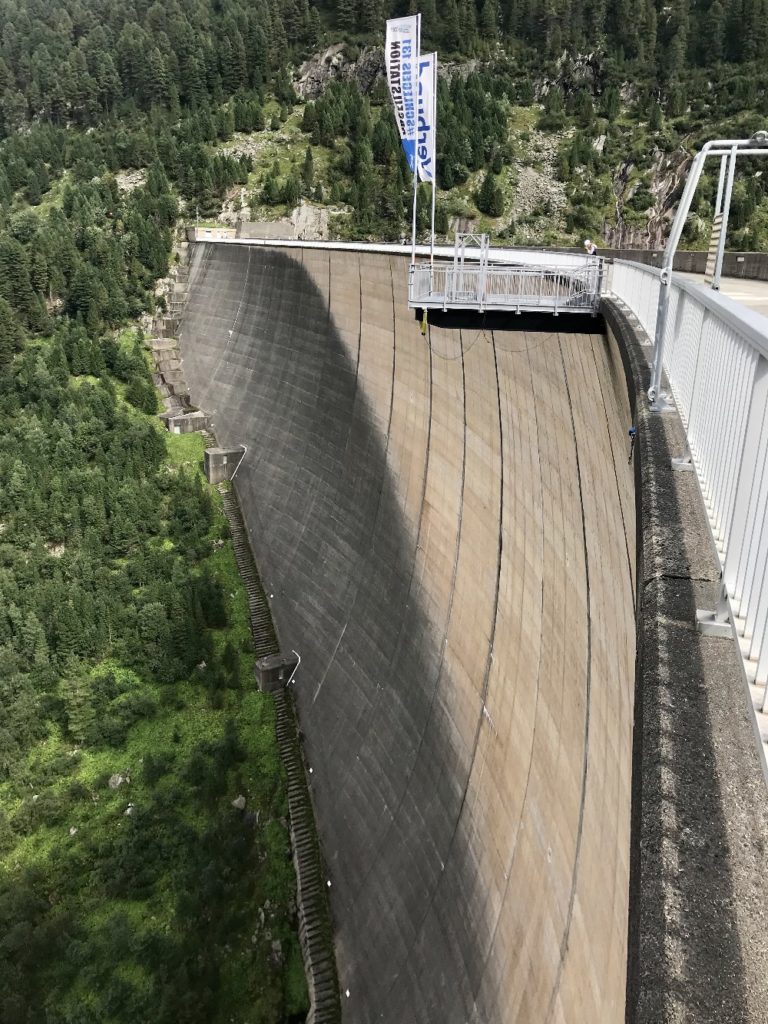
[
  {"left": 0, "top": 235, "right": 40, "bottom": 330},
  {"left": 222, "top": 641, "right": 241, "bottom": 688},
  {"left": 281, "top": 171, "right": 301, "bottom": 208},
  {"left": 477, "top": 170, "right": 504, "bottom": 217},
  {"left": 262, "top": 174, "right": 281, "bottom": 205},
  {"left": 62, "top": 672, "right": 95, "bottom": 744},
  {"left": 147, "top": 49, "right": 170, "bottom": 107},
  {"left": 575, "top": 90, "right": 594, "bottom": 127},
  {"left": 301, "top": 146, "right": 314, "bottom": 194},
  {"left": 26, "top": 173, "right": 42, "bottom": 206},
  {"left": 442, "top": 0, "right": 462, "bottom": 50},
  {"left": 701, "top": 0, "right": 725, "bottom": 63},
  {"left": 231, "top": 30, "right": 247, "bottom": 93},
  {"left": 336, "top": 0, "right": 359, "bottom": 32},
  {"left": 359, "top": 0, "right": 383, "bottom": 33},
  {"left": 545, "top": 87, "right": 564, "bottom": 115},
  {"left": 302, "top": 102, "right": 317, "bottom": 135},
  {"left": 0, "top": 297, "right": 23, "bottom": 366},
  {"left": 602, "top": 86, "right": 621, "bottom": 121},
  {"left": 480, "top": 0, "right": 500, "bottom": 41}
]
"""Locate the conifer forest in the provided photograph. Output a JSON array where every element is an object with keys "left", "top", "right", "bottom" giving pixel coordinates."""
[{"left": 0, "top": 1, "right": 767, "bottom": 1020}]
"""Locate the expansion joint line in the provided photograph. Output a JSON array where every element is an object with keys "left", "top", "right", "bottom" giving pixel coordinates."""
[
  {"left": 544, "top": 336, "right": 594, "bottom": 1024},
  {"left": 461, "top": 326, "right": 506, "bottom": 1008},
  {"left": 378, "top": 327, "right": 470, "bottom": 1008},
  {"left": 211, "top": 244, "right": 252, "bottom": 389},
  {"left": 351, "top": 293, "right": 436, "bottom": 897},
  {"left": 314, "top": 258, "right": 398, "bottom": 708},
  {"left": 589, "top": 340, "right": 637, "bottom": 617},
  {"left": 471, "top": 332, "right": 546, "bottom": 1011},
  {"left": 356, "top": 255, "right": 363, "bottom": 373}
]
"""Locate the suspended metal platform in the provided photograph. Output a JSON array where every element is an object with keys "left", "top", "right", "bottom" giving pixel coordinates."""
[
  {"left": 185, "top": 229, "right": 604, "bottom": 315},
  {"left": 408, "top": 232, "right": 602, "bottom": 314}
]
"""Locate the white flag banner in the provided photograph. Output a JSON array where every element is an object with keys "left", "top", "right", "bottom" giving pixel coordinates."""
[
  {"left": 385, "top": 15, "right": 421, "bottom": 173},
  {"left": 417, "top": 52, "right": 437, "bottom": 183}
]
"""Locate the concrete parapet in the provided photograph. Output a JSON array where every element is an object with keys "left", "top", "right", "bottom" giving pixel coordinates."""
[
  {"left": 186, "top": 226, "right": 237, "bottom": 241},
  {"left": 603, "top": 248, "right": 768, "bottom": 280},
  {"left": 603, "top": 299, "right": 768, "bottom": 1024},
  {"left": 236, "top": 220, "right": 295, "bottom": 240}
]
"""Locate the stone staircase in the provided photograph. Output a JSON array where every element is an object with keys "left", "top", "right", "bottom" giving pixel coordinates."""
[
  {"left": 148, "top": 249, "right": 209, "bottom": 433},
  {"left": 274, "top": 688, "right": 341, "bottom": 1024},
  {"left": 207, "top": 429, "right": 341, "bottom": 1024},
  {"left": 217, "top": 484, "right": 280, "bottom": 659}
]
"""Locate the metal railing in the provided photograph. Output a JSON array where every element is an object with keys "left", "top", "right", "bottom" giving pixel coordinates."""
[
  {"left": 648, "top": 133, "right": 768, "bottom": 405},
  {"left": 610, "top": 262, "right": 661, "bottom": 341},
  {"left": 409, "top": 260, "right": 602, "bottom": 313},
  {"left": 609, "top": 260, "right": 768, "bottom": 752}
]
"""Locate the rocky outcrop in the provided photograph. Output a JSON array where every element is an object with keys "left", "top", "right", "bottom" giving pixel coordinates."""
[
  {"left": 115, "top": 168, "right": 147, "bottom": 193},
  {"left": 538, "top": 50, "right": 607, "bottom": 99},
  {"left": 295, "top": 43, "right": 384, "bottom": 100},
  {"left": 647, "top": 145, "right": 693, "bottom": 243},
  {"left": 506, "top": 123, "right": 571, "bottom": 242},
  {"left": 237, "top": 201, "right": 350, "bottom": 242},
  {"left": 295, "top": 43, "right": 483, "bottom": 99},
  {"left": 606, "top": 144, "right": 691, "bottom": 249}
]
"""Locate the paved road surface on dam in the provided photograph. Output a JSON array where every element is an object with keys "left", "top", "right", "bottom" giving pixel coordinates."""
[{"left": 180, "top": 245, "right": 637, "bottom": 1024}]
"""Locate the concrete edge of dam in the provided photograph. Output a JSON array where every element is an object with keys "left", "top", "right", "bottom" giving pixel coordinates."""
[{"left": 603, "top": 300, "right": 768, "bottom": 1022}]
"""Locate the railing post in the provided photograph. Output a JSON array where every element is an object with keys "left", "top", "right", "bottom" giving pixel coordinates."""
[
  {"left": 713, "top": 147, "right": 737, "bottom": 291},
  {"left": 650, "top": 133, "right": 768, "bottom": 405},
  {"left": 650, "top": 147, "right": 708, "bottom": 406},
  {"left": 714, "top": 154, "right": 728, "bottom": 214},
  {"left": 595, "top": 258, "right": 605, "bottom": 311}
]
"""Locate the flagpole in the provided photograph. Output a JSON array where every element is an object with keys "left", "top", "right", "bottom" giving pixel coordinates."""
[
  {"left": 430, "top": 53, "right": 437, "bottom": 269},
  {"left": 410, "top": 14, "right": 421, "bottom": 267},
  {"left": 411, "top": 168, "right": 418, "bottom": 266}
]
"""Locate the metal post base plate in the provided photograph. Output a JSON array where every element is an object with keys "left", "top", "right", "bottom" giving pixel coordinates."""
[
  {"left": 649, "top": 394, "right": 677, "bottom": 414},
  {"left": 695, "top": 609, "right": 733, "bottom": 638}
]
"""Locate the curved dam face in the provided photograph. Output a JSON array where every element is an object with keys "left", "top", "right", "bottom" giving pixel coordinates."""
[{"left": 180, "top": 245, "right": 636, "bottom": 1024}]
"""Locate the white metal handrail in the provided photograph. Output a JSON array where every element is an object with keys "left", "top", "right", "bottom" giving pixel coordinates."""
[
  {"left": 609, "top": 262, "right": 661, "bottom": 341},
  {"left": 649, "top": 133, "right": 768, "bottom": 403},
  {"left": 609, "top": 260, "right": 768, "bottom": 755},
  {"left": 409, "top": 261, "right": 601, "bottom": 313}
]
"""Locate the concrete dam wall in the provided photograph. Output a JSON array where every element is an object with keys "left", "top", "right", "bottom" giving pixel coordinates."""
[{"left": 180, "top": 245, "right": 637, "bottom": 1024}]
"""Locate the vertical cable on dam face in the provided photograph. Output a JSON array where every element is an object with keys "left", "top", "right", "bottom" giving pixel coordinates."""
[{"left": 180, "top": 244, "right": 636, "bottom": 1024}]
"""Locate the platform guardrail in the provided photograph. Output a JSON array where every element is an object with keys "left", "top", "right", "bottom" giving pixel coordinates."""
[{"left": 409, "top": 260, "right": 602, "bottom": 313}]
